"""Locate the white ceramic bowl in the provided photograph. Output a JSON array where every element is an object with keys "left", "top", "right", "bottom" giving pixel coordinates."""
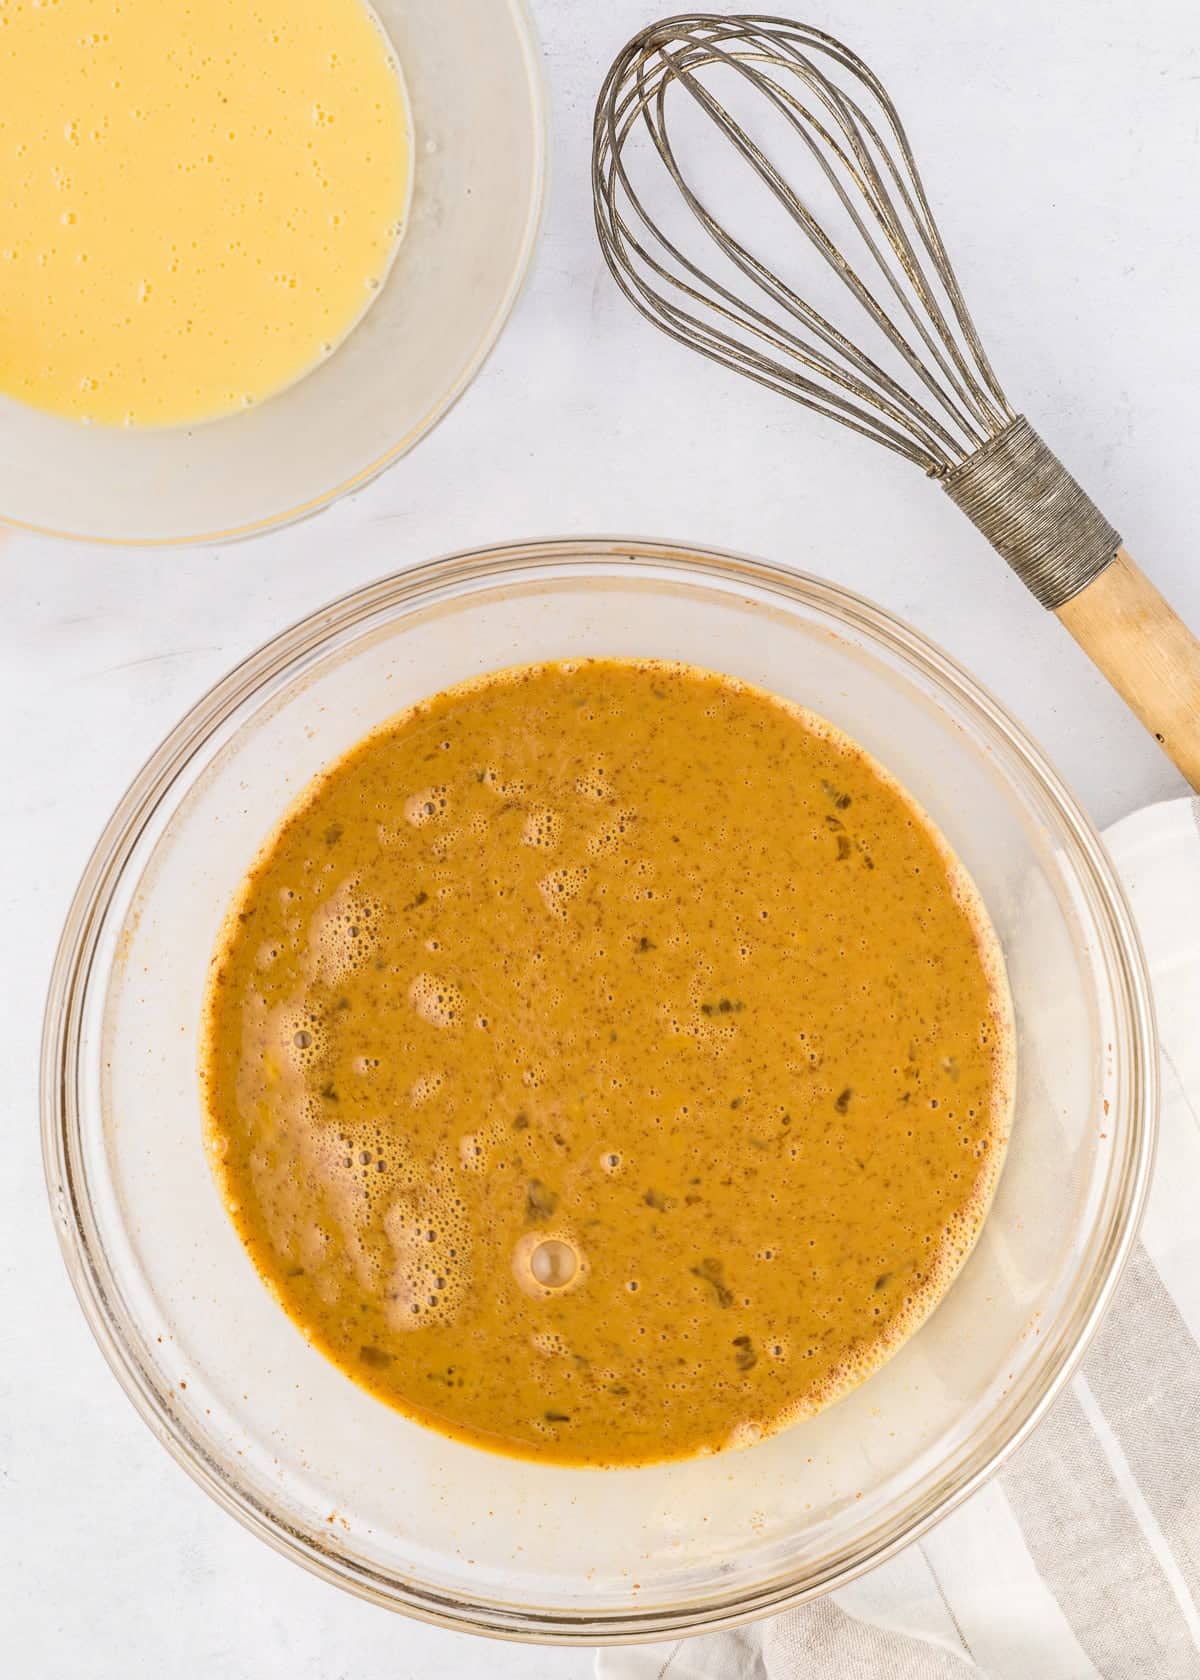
[{"left": 0, "top": 0, "right": 546, "bottom": 544}]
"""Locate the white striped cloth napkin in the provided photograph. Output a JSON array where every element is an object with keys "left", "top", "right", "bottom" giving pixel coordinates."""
[{"left": 599, "top": 797, "right": 1200, "bottom": 1680}]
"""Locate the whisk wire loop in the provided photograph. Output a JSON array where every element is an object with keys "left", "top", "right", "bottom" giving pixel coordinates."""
[
  {"left": 593, "top": 12, "right": 1120, "bottom": 608},
  {"left": 594, "top": 13, "right": 1018, "bottom": 472},
  {"left": 646, "top": 51, "right": 981, "bottom": 458},
  {"left": 656, "top": 33, "right": 1002, "bottom": 449}
]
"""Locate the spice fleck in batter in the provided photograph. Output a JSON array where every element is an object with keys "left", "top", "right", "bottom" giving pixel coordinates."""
[{"left": 202, "top": 660, "right": 1013, "bottom": 1466}]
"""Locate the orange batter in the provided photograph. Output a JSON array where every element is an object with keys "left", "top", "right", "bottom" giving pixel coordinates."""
[{"left": 202, "top": 660, "right": 1012, "bottom": 1466}]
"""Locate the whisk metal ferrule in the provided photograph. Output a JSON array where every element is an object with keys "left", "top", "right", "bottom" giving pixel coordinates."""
[{"left": 943, "top": 419, "right": 1120, "bottom": 609}]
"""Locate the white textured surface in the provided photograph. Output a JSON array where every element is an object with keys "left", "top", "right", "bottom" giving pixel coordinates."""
[{"left": 1, "top": 1, "right": 1196, "bottom": 1673}]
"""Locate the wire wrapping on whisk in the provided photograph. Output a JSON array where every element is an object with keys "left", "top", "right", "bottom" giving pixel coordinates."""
[
  {"left": 593, "top": 14, "right": 1120, "bottom": 608},
  {"left": 943, "top": 418, "right": 1120, "bottom": 608}
]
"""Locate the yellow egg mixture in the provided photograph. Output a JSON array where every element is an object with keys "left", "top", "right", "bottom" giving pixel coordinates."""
[
  {"left": 203, "top": 660, "right": 1014, "bottom": 1468},
  {"left": 0, "top": 0, "right": 409, "bottom": 426}
]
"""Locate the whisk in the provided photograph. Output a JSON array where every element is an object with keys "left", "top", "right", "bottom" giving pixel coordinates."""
[{"left": 593, "top": 14, "right": 1200, "bottom": 788}]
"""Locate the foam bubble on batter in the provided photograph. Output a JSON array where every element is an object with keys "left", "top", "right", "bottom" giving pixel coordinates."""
[
  {"left": 718, "top": 1415, "right": 763, "bottom": 1451},
  {"left": 381, "top": 1182, "right": 470, "bottom": 1332},
  {"left": 477, "top": 767, "right": 527, "bottom": 800},
  {"left": 538, "top": 864, "right": 589, "bottom": 919},
  {"left": 278, "top": 1005, "right": 328, "bottom": 1070},
  {"left": 458, "top": 1130, "right": 487, "bottom": 1171},
  {"left": 409, "top": 971, "right": 465, "bottom": 1029},
  {"left": 521, "top": 805, "right": 562, "bottom": 852},
  {"left": 512, "top": 1228, "right": 588, "bottom": 1299},
  {"left": 585, "top": 807, "right": 638, "bottom": 858},
  {"left": 530, "top": 1237, "right": 578, "bottom": 1287},
  {"left": 300, "top": 1124, "right": 391, "bottom": 1291},
  {"left": 677, "top": 1009, "right": 738, "bottom": 1052},
  {"left": 405, "top": 786, "right": 450, "bottom": 827},
  {"left": 457, "top": 1116, "right": 508, "bottom": 1173},
  {"left": 410, "top": 1069, "right": 444, "bottom": 1105},
  {"left": 308, "top": 880, "right": 381, "bottom": 981},
  {"left": 574, "top": 760, "right": 610, "bottom": 801}
]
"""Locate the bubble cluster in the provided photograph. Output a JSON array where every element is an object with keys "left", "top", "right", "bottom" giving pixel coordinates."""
[
  {"left": 280, "top": 1005, "right": 327, "bottom": 1070},
  {"left": 309, "top": 882, "right": 381, "bottom": 981},
  {"left": 409, "top": 972, "right": 465, "bottom": 1029},
  {"left": 586, "top": 808, "right": 638, "bottom": 859},
  {"left": 405, "top": 786, "right": 450, "bottom": 828},
  {"left": 537, "top": 864, "right": 590, "bottom": 920},
  {"left": 382, "top": 1184, "right": 470, "bottom": 1332},
  {"left": 409, "top": 1069, "right": 444, "bottom": 1105},
  {"left": 574, "top": 761, "right": 610, "bottom": 801},
  {"left": 521, "top": 805, "right": 562, "bottom": 853},
  {"left": 477, "top": 767, "right": 527, "bottom": 800}
]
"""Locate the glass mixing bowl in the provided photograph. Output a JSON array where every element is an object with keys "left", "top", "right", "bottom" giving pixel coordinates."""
[
  {"left": 42, "top": 538, "right": 1157, "bottom": 1643},
  {"left": 1, "top": 1, "right": 545, "bottom": 545}
]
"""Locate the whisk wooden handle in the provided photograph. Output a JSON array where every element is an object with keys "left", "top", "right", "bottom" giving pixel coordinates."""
[
  {"left": 942, "top": 422, "right": 1200, "bottom": 788},
  {"left": 1056, "top": 549, "right": 1200, "bottom": 791}
]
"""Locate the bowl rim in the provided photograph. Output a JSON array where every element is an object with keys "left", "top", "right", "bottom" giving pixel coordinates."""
[
  {"left": 41, "top": 535, "right": 1159, "bottom": 1642},
  {"left": 8, "top": 0, "right": 549, "bottom": 549}
]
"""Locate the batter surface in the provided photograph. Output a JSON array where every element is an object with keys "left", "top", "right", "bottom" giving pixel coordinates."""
[
  {"left": 202, "top": 660, "right": 1012, "bottom": 1466},
  {"left": 0, "top": 0, "right": 409, "bottom": 426}
]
